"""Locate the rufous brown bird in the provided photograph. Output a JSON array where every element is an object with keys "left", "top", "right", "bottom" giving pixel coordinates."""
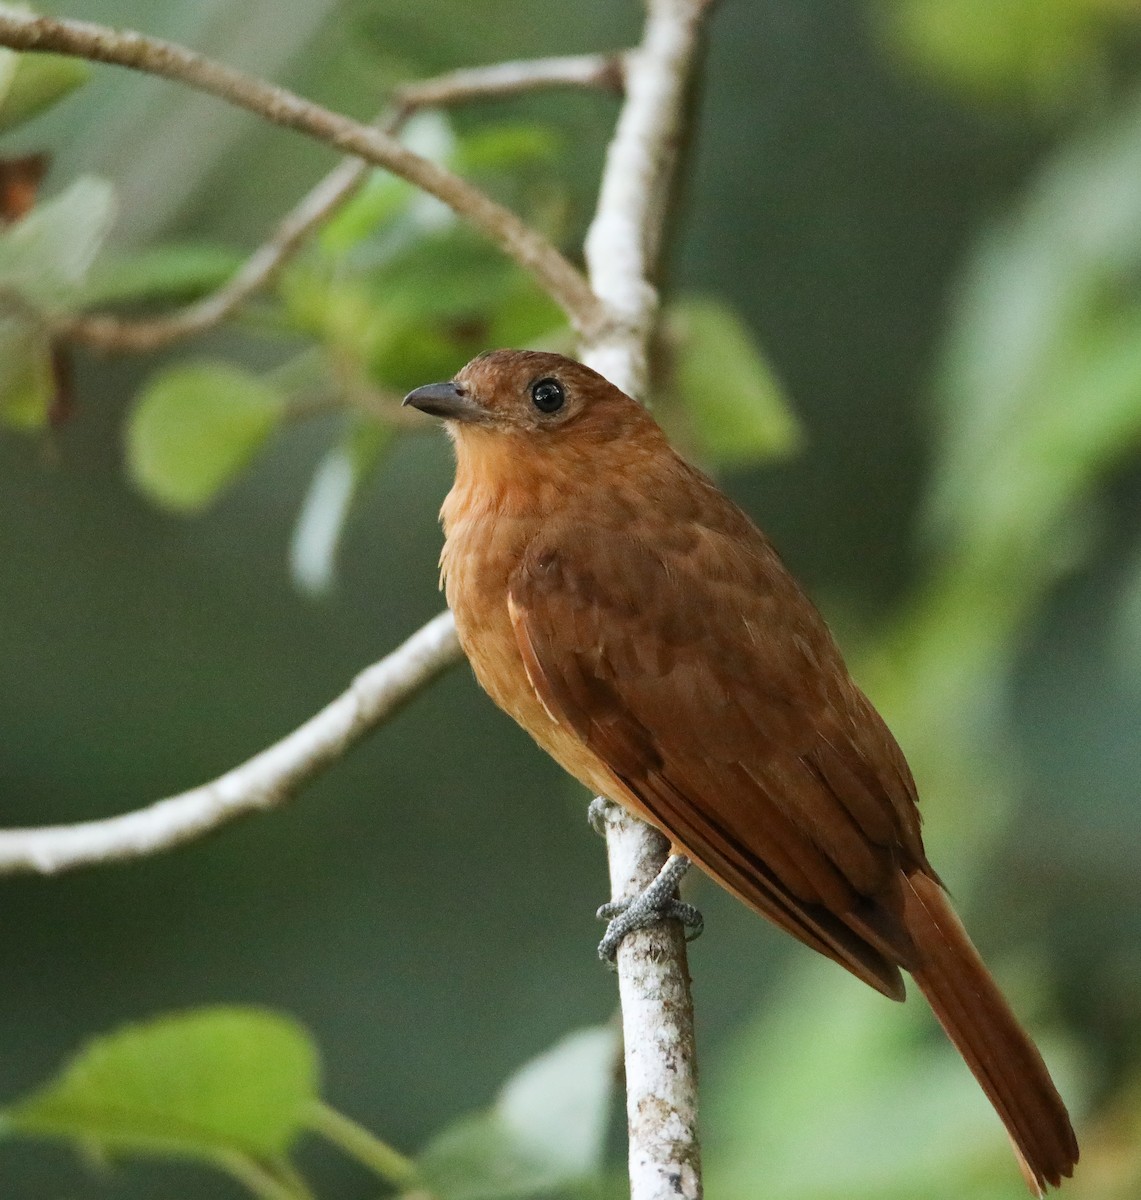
[{"left": 404, "top": 349, "right": 1078, "bottom": 1194}]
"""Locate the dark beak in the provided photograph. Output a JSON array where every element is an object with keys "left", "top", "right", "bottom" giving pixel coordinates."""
[{"left": 402, "top": 381, "right": 483, "bottom": 422}]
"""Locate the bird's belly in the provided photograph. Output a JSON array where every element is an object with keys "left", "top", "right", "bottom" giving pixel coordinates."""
[
  {"left": 444, "top": 510, "right": 644, "bottom": 809},
  {"left": 457, "top": 606, "right": 601, "bottom": 783},
  {"left": 449, "top": 587, "right": 621, "bottom": 803}
]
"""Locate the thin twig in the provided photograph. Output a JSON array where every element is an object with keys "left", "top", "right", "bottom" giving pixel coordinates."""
[
  {"left": 395, "top": 52, "right": 624, "bottom": 110},
  {"left": 0, "top": 611, "right": 460, "bottom": 875},
  {"left": 0, "top": 11, "right": 605, "bottom": 336},
  {"left": 60, "top": 154, "right": 368, "bottom": 353},
  {"left": 60, "top": 52, "right": 625, "bottom": 354},
  {"left": 576, "top": 2, "right": 714, "bottom": 1198}
]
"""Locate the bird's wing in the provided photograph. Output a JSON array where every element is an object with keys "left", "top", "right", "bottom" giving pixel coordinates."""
[{"left": 507, "top": 522, "right": 927, "bottom": 999}]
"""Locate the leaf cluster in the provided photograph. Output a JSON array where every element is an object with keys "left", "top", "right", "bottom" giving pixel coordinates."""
[{"left": 0, "top": 62, "right": 800, "bottom": 594}]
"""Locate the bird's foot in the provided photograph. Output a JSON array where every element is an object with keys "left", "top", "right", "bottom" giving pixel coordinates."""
[
  {"left": 587, "top": 796, "right": 616, "bottom": 837},
  {"left": 596, "top": 853, "right": 704, "bottom": 963}
]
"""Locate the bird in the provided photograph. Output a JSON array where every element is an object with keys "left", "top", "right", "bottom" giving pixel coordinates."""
[{"left": 403, "top": 348, "right": 1078, "bottom": 1194}]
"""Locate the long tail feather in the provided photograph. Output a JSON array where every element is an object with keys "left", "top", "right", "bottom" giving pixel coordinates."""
[{"left": 903, "top": 871, "right": 1078, "bottom": 1195}]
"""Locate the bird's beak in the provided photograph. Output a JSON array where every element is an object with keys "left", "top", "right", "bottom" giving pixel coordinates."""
[{"left": 402, "top": 381, "right": 484, "bottom": 423}]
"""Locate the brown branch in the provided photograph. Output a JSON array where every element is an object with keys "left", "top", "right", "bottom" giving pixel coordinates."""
[
  {"left": 60, "top": 154, "right": 367, "bottom": 353},
  {"left": 60, "top": 52, "right": 625, "bottom": 355},
  {"left": 0, "top": 12, "right": 605, "bottom": 336}
]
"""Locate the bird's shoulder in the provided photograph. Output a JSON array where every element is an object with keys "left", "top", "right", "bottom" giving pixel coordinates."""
[{"left": 508, "top": 459, "right": 843, "bottom": 704}]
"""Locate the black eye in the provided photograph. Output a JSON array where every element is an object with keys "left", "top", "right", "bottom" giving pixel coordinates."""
[{"left": 530, "top": 377, "right": 565, "bottom": 414}]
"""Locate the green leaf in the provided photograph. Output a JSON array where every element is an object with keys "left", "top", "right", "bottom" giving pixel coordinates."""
[
  {"left": 485, "top": 281, "right": 567, "bottom": 350},
  {"left": 0, "top": 46, "right": 18, "bottom": 111},
  {"left": 281, "top": 251, "right": 566, "bottom": 398},
  {"left": 290, "top": 418, "right": 394, "bottom": 596},
  {"left": 318, "top": 121, "right": 559, "bottom": 266},
  {"left": 418, "top": 1025, "right": 618, "bottom": 1200},
  {"left": 319, "top": 111, "right": 455, "bottom": 258},
  {"left": 81, "top": 244, "right": 244, "bottom": 307},
  {"left": 0, "top": 52, "right": 90, "bottom": 132},
  {"left": 360, "top": 258, "right": 566, "bottom": 393},
  {"left": 949, "top": 306, "right": 1141, "bottom": 579},
  {"left": 286, "top": 135, "right": 569, "bottom": 393},
  {"left": 319, "top": 170, "right": 416, "bottom": 257},
  {"left": 0, "top": 316, "right": 53, "bottom": 430},
  {"left": 366, "top": 229, "right": 517, "bottom": 322},
  {"left": 453, "top": 123, "right": 561, "bottom": 175},
  {"left": 926, "top": 90, "right": 1141, "bottom": 586},
  {"left": 665, "top": 294, "right": 801, "bottom": 467},
  {"left": 127, "top": 361, "right": 285, "bottom": 512},
  {"left": 883, "top": 0, "right": 1109, "bottom": 112},
  {"left": 365, "top": 315, "right": 488, "bottom": 394},
  {"left": 0, "top": 175, "right": 116, "bottom": 311},
  {"left": 2, "top": 1007, "right": 320, "bottom": 1163},
  {"left": 278, "top": 267, "right": 378, "bottom": 352}
]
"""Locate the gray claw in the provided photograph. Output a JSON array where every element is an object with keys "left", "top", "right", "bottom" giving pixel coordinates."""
[
  {"left": 595, "top": 854, "right": 703, "bottom": 962},
  {"left": 587, "top": 797, "right": 615, "bottom": 838}
]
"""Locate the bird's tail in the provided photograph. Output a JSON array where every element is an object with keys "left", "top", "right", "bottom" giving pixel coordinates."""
[{"left": 902, "top": 870, "right": 1079, "bottom": 1195}]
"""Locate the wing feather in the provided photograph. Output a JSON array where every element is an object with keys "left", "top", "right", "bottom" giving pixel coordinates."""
[{"left": 508, "top": 523, "right": 929, "bottom": 998}]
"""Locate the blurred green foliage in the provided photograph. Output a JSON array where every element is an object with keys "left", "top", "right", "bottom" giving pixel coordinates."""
[
  {"left": 127, "top": 363, "right": 286, "bottom": 511},
  {"left": 4, "top": 1009, "right": 320, "bottom": 1168},
  {"left": 883, "top": 0, "right": 1139, "bottom": 113},
  {"left": 82, "top": 243, "right": 244, "bottom": 307},
  {"left": 1, "top": 1, "right": 1140, "bottom": 1199},
  {"left": 656, "top": 294, "right": 802, "bottom": 468},
  {"left": 0, "top": 174, "right": 114, "bottom": 311},
  {"left": 706, "top": 960, "right": 1080, "bottom": 1200},
  {"left": 0, "top": 44, "right": 89, "bottom": 134},
  {"left": 416, "top": 1025, "right": 617, "bottom": 1200},
  {"left": 0, "top": 174, "right": 114, "bottom": 427},
  {"left": 3, "top": 1011, "right": 619, "bottom": 1200}
]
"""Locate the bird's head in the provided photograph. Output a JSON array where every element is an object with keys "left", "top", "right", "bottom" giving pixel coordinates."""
[{"left": 403, "top": 349, "right": 656, "bottom": 444}]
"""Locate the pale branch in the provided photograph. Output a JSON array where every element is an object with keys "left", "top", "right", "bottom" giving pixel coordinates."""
[
  {"left": 597, "top": 803, "right": 702, "bottom": 1200},
  {"left": 59, "top": 52, "right": 625, "bottom": 355},
  {"left": 393, "top": 51, "right": 624, "bottom": 111},
  {"left": 583, "top": 0, "right": 711, "bottom": 397},
  {"left": 0, "top": 11, "right": 606, "bottom": 337},
  {"left": 576, "top": 1, "right": 714, "bottom": 1198},
  {"left": 0, "top": 611, "right": 460, "bottom": 875}
]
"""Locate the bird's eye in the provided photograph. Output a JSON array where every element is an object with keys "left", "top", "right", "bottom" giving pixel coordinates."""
[{"left": 530, "top": 377, "right": 565, "bottom": 414}]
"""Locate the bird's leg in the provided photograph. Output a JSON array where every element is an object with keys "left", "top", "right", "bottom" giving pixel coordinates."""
[{"left": 596, "top": 852, "right": 704, "bottom": 962}]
